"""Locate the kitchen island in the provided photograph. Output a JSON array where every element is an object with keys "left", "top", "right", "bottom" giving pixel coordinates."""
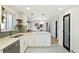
[
  {"left": 24, "top": 32, "right": 51, "bottom": 47},
  {"left": 0, "top": 32, "right": 51, "bottom": 53}
]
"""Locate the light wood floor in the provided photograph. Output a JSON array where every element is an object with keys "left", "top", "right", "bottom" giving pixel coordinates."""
[{"left": 51, "top": 36, "right": 59, "bottom": 44}]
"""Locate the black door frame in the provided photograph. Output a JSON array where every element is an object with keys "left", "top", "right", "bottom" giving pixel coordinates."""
[
  {"left": 55, "top": 21, "right": 58, "bottom": 38},
  {"left": 63, "top": 13, "right": 70, "bottom": 51}
]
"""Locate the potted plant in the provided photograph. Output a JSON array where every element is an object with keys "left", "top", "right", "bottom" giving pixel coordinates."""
[{"left": 15, "top": 19, "right": 23, "bottom": 32}]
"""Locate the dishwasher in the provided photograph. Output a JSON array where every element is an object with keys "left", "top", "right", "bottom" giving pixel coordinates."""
[{"left": 3, "top": 40, "right": 20, "bottom": 53}]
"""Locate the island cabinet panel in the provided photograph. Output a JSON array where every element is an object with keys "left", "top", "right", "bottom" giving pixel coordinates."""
[
  {"left": 24, "top": 32, "right": 51, "bottom": 47},
  {"left": 20, "top": 36, "right": 28, "bottom": 53}
]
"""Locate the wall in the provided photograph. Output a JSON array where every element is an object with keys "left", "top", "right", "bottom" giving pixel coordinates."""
[
  {"left": 58, "top": 9, "right": 71, "bottom": 45},
  {"left": 21, "top": 13, "right": 28, "bottom": 26},
  {"left": 70, "top": 6, "right": 79, "bottom": 52},
  {"left": 57, "top": 6, "right": 79, "bottom": 52},
  {"left": 20, "top": 13, "right": 28, "bottom": 31},
  {"left": 31, "top": 20, "right": 48, "bottom": 32},
  {"left": 50, "top": 17, "right": 58, "bottom": 37},
  {"left": 4, "top": 6, "right": 20, "bottom": 19},
  {"left": 50, "top": 18, "right": 55, "bottom": 36}
]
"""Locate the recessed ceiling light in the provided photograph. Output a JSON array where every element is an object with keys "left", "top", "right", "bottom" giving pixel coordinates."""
[
  {"left": 40, "top": 22, "right": 44, "bottom": 24},
  {"left": 59, "top": 8, "right": 63, "bottom": 10},
  {"left": 26, "top": 7, "right": 30, "bottom": 10}
]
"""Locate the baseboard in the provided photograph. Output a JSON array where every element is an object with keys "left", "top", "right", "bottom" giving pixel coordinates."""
[
  {"left": 71, "top": 50, "right": 76, "bottom": 53},
  {"left": 27, "top": 46, "right": 52, "bottom": 48}
]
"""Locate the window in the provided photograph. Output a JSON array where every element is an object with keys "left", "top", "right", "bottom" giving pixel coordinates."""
[{"left": 7, "top": 13, "right": 13, "bottom": 31}]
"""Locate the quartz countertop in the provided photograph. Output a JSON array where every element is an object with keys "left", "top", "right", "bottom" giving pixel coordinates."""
[{"left": 0, "top": 33, "right": 24, "bottom": 51}]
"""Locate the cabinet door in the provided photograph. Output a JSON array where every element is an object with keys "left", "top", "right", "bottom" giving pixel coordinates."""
[
  {"left": 24, "top": 35, "right": 29, "bottom": 46},
  {"left": 23, "top": 37, "right": 28, "bottom": 50},
  {"left": 44, "top": 35, "right": 51, "bottom": 46},
  {"left": 34, "top": 35, "right": 45, "bottom": 46},
  {"left": 28, "top": 38, "right": 34, "bottom": 46},
  {"left": 0, "top": 50, "right": 3, "bottom": 53},
  {"left": 20, "top": 36, "right": 25, "bottom": 53},
  {"left": 24, "top": 35, "right": 34, "bottom": 46}
]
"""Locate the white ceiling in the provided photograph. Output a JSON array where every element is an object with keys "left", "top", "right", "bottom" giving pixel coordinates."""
[{"left": 6, "top": 5, "right": 73, "bottom": 19}]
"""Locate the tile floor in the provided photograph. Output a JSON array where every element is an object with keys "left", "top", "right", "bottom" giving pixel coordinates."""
[{"left": 25, "top": 44, "right": 69, "bottom": 53}]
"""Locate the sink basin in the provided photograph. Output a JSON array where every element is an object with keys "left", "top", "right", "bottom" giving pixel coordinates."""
[{"left": 10, "top": 34, "right": 23, "bottom": 38}]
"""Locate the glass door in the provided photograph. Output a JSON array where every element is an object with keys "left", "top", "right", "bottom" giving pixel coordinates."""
[{"left": 63, "top": 14, "right": 70, "bottom": 51}]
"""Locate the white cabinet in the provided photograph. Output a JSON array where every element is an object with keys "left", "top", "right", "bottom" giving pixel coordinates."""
[
  {"left": 34, "top": 35, "right": 51, "bottom": 46},
  {"left": 20, "top": 36, "right": 24, "bottom": 53},
  {"left": 23, "top": 36, "right": 28, "bottom": 50},
  {"left": 0, "top": 50, "right": 3, "bottom": 53},
  {"left": 24, "top": 33, "right": 51, "bottom": 47},
  {"left": 25, "top": 35, "right": 35, "bottom": 46},
  {"left": 34, "top": 35, "right": 45, "bottom": 46},
  {"left": 44, "top": 35, "right": 51, "bottom": 46},
  {"left": 20, "top": 36, "right": 27, "bottom": 53}
]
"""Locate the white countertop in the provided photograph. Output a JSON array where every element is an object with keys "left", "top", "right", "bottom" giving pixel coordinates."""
[{"left": 0, "top": 33, "right": 24, "bottom": 50}]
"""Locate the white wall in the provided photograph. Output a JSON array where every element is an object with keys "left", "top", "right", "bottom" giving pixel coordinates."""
[
  {"left": 57, "top": 6, "right": 79, "bottom": 52},
  {"left": 21, "top": 13, "right": 28, "bottom": 26},
  {"left": 20, "top": 13, "right": 28, "bottom": 31},
  {"left": 70, "top": 6, "right": 79, "bottom": 52},
  {"left": 50, "top": 17, "right": 58, "bottom": 37},
  {"left": 4, "top": 6, "right": 20, "bottom": 19},
  {"left": 31, "top": 20, "right": 47, "bottom": 32},
  {"left": 50, "top": 18, "right": 55, "bottom": 36},
  {"left": 58, "top": 9, "right": 71, "bottom": 45}
]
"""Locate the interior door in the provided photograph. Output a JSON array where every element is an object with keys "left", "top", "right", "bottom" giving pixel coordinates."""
[{"left": 63, "top": 14, "right": 70, "bottom": 51}]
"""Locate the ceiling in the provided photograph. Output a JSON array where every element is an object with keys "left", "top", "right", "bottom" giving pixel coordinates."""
[{"left": 6, "top": 5, "right": 73, "bottom": 19}]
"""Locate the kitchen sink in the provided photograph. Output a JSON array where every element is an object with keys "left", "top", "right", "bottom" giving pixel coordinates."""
[{"left": 10, "top": 34, "right": 23, "bottom": 38}]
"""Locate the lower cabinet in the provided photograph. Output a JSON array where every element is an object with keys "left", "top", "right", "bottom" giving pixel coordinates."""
[
  {"left": 0, "top": 50, "right": 3, "bottom": 53},
  {"left": 20, "top": 36, "right": 27, "bottom": 53},
  {"left": 34, "top": 37, "right": 45, "bottom": 46},
  {"left": 2, "top": 33, "right": 51, "bottom": 53},
  {"left": 3, "top": 36, "right": 27, "bottom": 53},
  {"left": 25, "top": 34, "right": 51, "bottom": 47},
  {"left": 20, "top": 38, "right": 25, "bottom": 53},
  {"left": 3, "top": 40, "right": 20, "bottom": 53},
  {"left": 34, "top": 35, "right": 51, "bottom": 46}
]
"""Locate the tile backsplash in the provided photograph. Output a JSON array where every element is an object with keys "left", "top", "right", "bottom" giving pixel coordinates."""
[{"left": 0, "top": 30, "right": 18, "bottom": 38}]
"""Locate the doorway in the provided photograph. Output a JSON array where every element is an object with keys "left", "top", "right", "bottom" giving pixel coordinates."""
[
  {"left": 63, "top": 14, "right": 70, "bottom": 51},
  {"left": 55, "top": 21, "right": 58, "bottom": 38},
  {"left": 51, "top": 20, "right": 58, "bottom": 44}
]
